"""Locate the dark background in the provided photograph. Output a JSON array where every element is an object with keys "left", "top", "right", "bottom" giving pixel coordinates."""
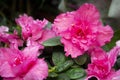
[{"left": 0, "top": 0, "right": 119, "bottom": 31}]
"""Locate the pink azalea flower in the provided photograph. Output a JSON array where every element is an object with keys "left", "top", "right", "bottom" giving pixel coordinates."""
[
  {"left": 52, "top": 3, "right": 113, "bottom": 58},
  {"left": 0, "top": 45, "right": 48, "bottom": 80},
  {"left": 0, "top": 26, "right": 23, "bottom": 49},
  {"left": 86, "top": 47, "right": 120, "bottom": 80},
  {"left": 15, "top": 14, "right": 56, "bottom": 45}
]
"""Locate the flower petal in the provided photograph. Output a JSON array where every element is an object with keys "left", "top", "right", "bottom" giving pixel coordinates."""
[
  {"left": 52, "top": 11, "right": 75, "bottom": 34},
  {"left": 97, "top": 25, "right": 114, "bottom": 46},
  {"left": 76, "top": 3, "right": 101, "bottom": 25},
  {"left": 0, "top": 62, "right": 15, "bottom": 77},
  {"left": 24, "top": 59, "right": 48, "bottom": 80},
  {"left": 61, "top": 38, "right": 83, "bottom": 58}
]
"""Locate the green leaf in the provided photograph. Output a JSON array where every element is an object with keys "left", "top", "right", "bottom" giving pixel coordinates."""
[
  {"left": 76, "top": 76, "right": 86, "bottom": 80},
  {"left": 57, "top": 73, "right": 70, "bottom": 80},
  {"left": 16, "top": 25, "right": 22, "bottom": 36},
  {"left": 42, "top": 37, "right": 61, "bottom": 47},
  {"left": 103, "top": 30, "right": 120, "bottom": 51},
  {"left": 48, "top": 72, "right": 58, "bottom": 77},
  {"left": 74, "top": 54, "right": 88, "bottom": 65},
  {"left": 66, "top": 68, "right": 86, "bottom": 79},
  {"left": 52, "top": 51, "right": 66, "bottom": 66},
  {"left": 56, "top": 60, "right": 74, "bottom": 72}
]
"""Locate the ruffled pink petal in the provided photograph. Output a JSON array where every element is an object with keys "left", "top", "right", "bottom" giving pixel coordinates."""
[
  {"left": 26, "top": 38, "right": 44, "bottom": 49},
  {"left": 0, "top": 62, "right": 15, "bottom": 77},
  {"left": 108, "top": 46, "right": 119, "bottom": 67},
  {"left": 76, "top": 3, "right": 101, "bottom": 25},
  {"left": 3, "top": 77, "right": 23, "bottom": 80},
  {"left": 16, "top": 14, "right": 33, "bottom": 40},
  {"left": 61, "top": 38, "right": 83, "bottom": 58},
  {"left": 0, "top": 27, "right": 23, "bottom": 49},
  {"left": 97, "top": 25, "right": 114, "bottom": 46},
  {"left": 15, "top": 14, "right": 33, "bottom": 29},
  {"left": 22, "top": 45, "right": 42, "bottom": 58},
  {"left": 31, "top": 28, "right": 43, "bottom": 41},
  {"left": 38, "top": 30, "right": 56, "bottom": 44},
  {"left": 111, "top": 70, "right": 120, "bottom": 80},
  {"left": 52, "top": 11, "right": 75, "bottom": 34},
  {"left": 24, "top": 59, "right": 48, "bottom": 80},
  {"left": 0, "top": 48, "right": 23, "bottom": 64},
  {"left": 31, "top": 19, "right": 48, "bottom": 40}
]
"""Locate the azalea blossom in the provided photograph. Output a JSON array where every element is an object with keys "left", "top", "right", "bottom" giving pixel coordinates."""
[
  {"left": 0, "top": 26, "right": 23, "bottom": 49},
  {"left": 86, "top": 46, "right": 120, "bottom": 80},
  {"left": 52, "top": 3, "right": 113, "bottom": 58},
  {"left": 0, "top": 45, "right": 48, "bottom": 80},
  {"left": 16, "top": 14, "right": 56, "bottom": 46}
]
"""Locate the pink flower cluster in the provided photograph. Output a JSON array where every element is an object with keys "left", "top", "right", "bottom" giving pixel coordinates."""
[
  {"left": 52, "top": 3, "right": 113, "bottom": 58},
  {"left": 52, "top": 3, "right": 120, "bottom": 80},
  {"left": 0, "top": 3, "right": 120, "bottom": 80},
  {"left": 0, "top": 14, "right": 56, "bottom": 80},
  {"left": 16, "top": 14, "right": 56, "bottom": 46},
  {"left": 86, "top": 46, "right": 120, "bottom": 80}
]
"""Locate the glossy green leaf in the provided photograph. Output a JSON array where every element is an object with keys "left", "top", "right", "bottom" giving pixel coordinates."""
[
  {"left": 48, "top": 72, "right": 58, "bottom": 77},
  {"left": 56, "top": 60, "right": 74, "bottom": 72},
  {"left": 42, "top": 37, "right": 61, "bottom": 46},
  {"left": 52, "top": 51, "right": 66, "bottom": 66},
  {"left": 76, "top": 76, "right": 86, "bottom": 80},
  {"left": 66, "top": 68, "right": 86, "bottom": 79},
  {"left": 57, "top": 73, "right": 70, "bottom": 80},
  {"left": 103, "top": 30, "right": 120, "bottom": 51},
  {"left": 74, "top": 54, "right": 88, "bottom": 65}
]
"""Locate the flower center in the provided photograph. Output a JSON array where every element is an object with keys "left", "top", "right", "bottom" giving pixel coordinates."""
[{"left": 13, "top": 57, "right": 23, "bottom": 66}]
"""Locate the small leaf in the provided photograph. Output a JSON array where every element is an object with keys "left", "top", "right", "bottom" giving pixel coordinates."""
[
  {"left": 56, "top": 60, "right": 74, "bottom": 72},
  {"left": 42, "top": 37, "right": 61, "bottom": 46},
  {"left": 74, "top": 54, "right": 88, "bottom": 65},
  {"left": 66, "top": 68, "right": 86, "bottom": 79},
  {"left": 76, "top": 76, "right": 86, "bottom": 80},
  {"left": 52, "top": 51, "right": 66, "bottom": 66},
  {"left": 103, "top": 30, "right": 120, "bottom": 51},
  {"left": 48, "top": 72, "right": 58, "bottom": 77},
  {"left": 16, "top": 25, "right": 21, "bottom": 36},
  {"left": 57, "top": 73, "right": 70, "bottom": 80}
]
